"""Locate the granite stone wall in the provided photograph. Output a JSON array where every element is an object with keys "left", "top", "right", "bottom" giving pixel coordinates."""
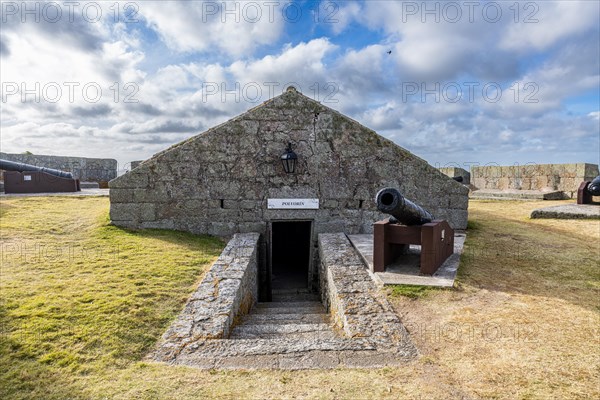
[
  {"left": 318, "top": 233, "right": 415, "bottom": 350},
  {"left": 0, "top": 152, "right": 117, "bottom": 183},
  {"left": 472, "top": 163, "right": 599, "bottom": 197},
  {"left": 110, "top": 89, "right": 468, "bottom": 234},
  {"left": 156, "top": 233, "right": 260, "bottom": 353}
]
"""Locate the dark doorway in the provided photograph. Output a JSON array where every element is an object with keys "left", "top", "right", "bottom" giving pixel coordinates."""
[{"left": 271, "top": 221, "right": 312, "bottom": 290}]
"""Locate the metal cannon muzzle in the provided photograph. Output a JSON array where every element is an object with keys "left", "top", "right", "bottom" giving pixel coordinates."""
[
  {"left": 587, "top": 176, "right": 600, "bottom": 196},
  {"left": 375, "top": 187, "right": 433, "bottom": 226}
]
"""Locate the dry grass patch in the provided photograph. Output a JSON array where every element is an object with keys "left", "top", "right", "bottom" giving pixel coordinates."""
[
  {"left": 388, "top": 200, "right": 599, "bottom": 399},
  {"left": 1, "top": 197, "right": 598, "bottom": 399}
]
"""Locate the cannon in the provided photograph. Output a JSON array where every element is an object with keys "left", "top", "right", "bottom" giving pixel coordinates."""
[
  {"left": 0, "top": 159, "right": 74, "bottom": 179},
  {"left": 376, "top": 187, "right": 433, "bottom": 225},
  {"left": 587, "top": 176, "right": 600, "bottom": 196},
  {"left": 373, "top": 187, "right": 454, "bottom": 275},
  {"left": 577, "top": 176, "right": 600, "bottom": 204},
  {"left": 1, "top": 159, "right": 79, "bottom": 193}
]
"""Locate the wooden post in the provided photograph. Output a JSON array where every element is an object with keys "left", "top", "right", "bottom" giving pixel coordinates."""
[{"left": 577, "top": 181, "right": 592, "bottom": 204}]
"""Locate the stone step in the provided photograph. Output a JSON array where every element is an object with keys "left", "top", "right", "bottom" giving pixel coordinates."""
[
  {"left": 253, "top": 302, "right": 325, "bottom": 315},
  {"left": 256, "top": 301, "right": 324, "bottom": 309},
  {"left": 271, "top": 288, "right": 313, "bottom": 295},
  {"left": 229, "top": 330, "right": 339, "bottom": 341},
  {"left": 242, "top": 312, "right": 330, "bottom": 325},
  {"left": 229, "top": 323, "right": 337, "bottom": 340},
  {"left": 271, "top": 292, "right": 321, "bottom": 302}
]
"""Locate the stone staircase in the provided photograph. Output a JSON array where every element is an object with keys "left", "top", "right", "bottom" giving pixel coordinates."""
[{"left": 229, "top": 290, "right": 337, "bottom": 341}]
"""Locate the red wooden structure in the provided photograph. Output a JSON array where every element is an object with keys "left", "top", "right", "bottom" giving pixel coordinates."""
[
  {"left": 373, "top": 219, "right": 454, "bottom": 275},
  {"left": 577, "top": 181, "right": 593, "bottom": 205},
  {"left": 3, "top": 171, "right": 80, "bottom": 194}
]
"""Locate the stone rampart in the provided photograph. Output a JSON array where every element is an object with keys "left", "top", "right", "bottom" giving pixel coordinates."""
[
  {"left": 471, "top": 163, "right": 599, "bottom": 197},
  {"left": 0, "top": 152, "right": 117, "bottom": 183}
]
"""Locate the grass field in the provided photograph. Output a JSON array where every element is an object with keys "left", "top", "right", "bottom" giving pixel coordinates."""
[{"left": 1, "top": 197, "right": 598, "bottom": 399}]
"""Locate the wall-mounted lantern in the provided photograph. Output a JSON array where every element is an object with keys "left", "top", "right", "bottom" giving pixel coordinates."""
[{"left": 281, "top": 142, "right": 298, "bottom": 174}]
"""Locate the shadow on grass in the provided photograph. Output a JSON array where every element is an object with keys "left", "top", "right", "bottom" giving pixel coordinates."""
[{"left": 95, "top": 217, "right": 226, "bottom": 255}]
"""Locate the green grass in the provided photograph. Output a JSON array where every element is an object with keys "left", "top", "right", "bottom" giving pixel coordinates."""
[
  {"left": 388, "top": 285, "right": 437, "bottom": 299},
  {"left": 0, "top": 197, "right": 224, "bottom": 399},
  {"left": 0, "top": 197, "right": 598, "bottom": 400}
]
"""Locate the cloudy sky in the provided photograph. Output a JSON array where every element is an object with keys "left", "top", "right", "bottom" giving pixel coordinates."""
[{"left": 1, "top": 1, "right": 599, "bottom": 173}]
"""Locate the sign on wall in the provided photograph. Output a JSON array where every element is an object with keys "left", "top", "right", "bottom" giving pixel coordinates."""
[{"left": 267, "top": 199, "right": 319, "bottom": 209}]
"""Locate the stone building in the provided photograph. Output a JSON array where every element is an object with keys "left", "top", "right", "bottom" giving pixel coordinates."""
[{"left": 110, "top": 87, "right": 468, "bottom": 299}]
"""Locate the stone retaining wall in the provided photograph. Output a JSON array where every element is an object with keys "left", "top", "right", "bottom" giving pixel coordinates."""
[
  {"left": 318, "top": 233, "right": 415, "bottom": 350},
  {"left": 472, "top": 163, "right": 599, "bottom": 197},
  {"left": 155, "top": 233, "right": 260, "bottom": 358},
  {"left": 0, "top": 152, "right": 117, "bottom": 183}
]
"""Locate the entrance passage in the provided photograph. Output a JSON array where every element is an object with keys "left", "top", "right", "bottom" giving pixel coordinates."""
[{"left": 271, "top": 221, "right": 312, "bottom": 290}]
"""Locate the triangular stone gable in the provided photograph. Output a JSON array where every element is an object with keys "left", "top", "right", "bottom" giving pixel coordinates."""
[{"left": 110, "top": 88, "right": 468, "bottom": 234}]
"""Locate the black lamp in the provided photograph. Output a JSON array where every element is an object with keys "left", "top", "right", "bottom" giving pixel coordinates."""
[{"left": 281, "top": 142, "right": 298, "bottom": 174}]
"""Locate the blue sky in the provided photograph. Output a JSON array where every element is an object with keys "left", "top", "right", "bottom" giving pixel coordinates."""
[{"left": 1, "top": 1, "right": 599, "bottom": 173}]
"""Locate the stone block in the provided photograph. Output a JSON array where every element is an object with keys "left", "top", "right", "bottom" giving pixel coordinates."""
[
  {"left": 449, "top": 194, "right": 468, "bottom": 210},
  {"left": 139, "top": 203, "right": 156, "bottom": 221},
  {"left": 110, "top": 203, "right": 139, "bottom": 221},
  {"left": 241, "top": 210, "right": 261, "bottom": 222},
  {"left": 110, "top": 188, "right": 134, "bottom": 203},
  {"left": 314, "top": 220, "right": 347, "bottom": 234},
  {"left": 237, "top": 222, "right": 266, "bottom": 233},
  {"left": 143, "top": 219, "right": 175, "bottom": 231},
  {"left": 208, "top": 222, "right": 238, "bottom": 236},
  {"left": 322, "top": 199, "right": 339, "bottom": 209}
]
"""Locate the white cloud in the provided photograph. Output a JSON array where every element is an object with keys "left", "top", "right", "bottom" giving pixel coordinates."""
[
  {"left": 229, "top": 38, "right": 337, "bottom": 84},
  {"left": 501, "top": 1, "right": 600, "bottom": 51},
  {"left": 330, "top": 1, "right": 362, "bottom": 35},
  {"left": 139, "top": 2, "right": 284, "bottom": 56},
  {"left": 1, "top": 1, "right": 598, "bottom": 169}
]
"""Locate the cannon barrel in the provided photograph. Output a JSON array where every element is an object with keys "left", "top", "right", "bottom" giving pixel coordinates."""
[
  {"left": 0, "top": 159, "right": 74, "bottom": 179},
  {"left": 376, "top": 187, "right": 433, "bottom": 226},
  {"left": 587, "top": 176, "right": 600, "bottom": 196}
]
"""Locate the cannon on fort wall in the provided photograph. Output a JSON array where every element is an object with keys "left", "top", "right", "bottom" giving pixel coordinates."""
[
  {"left": 376, "top": 187, "right": 434, "bottom": 226},
  {"left": 1, "top": 159, "right": 80, "bottom": 193},
  {"left": 373, "top": 187, "right": 454, "bottom": 275},
  {"left": 577, "top": 176, "right": 600, "bottom": 205},
  {"left": 0, "top": 159, "right": 75, "bottom": 179}
]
